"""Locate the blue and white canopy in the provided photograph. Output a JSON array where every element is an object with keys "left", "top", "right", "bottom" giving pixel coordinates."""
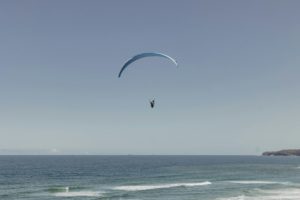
[{"left": 118, "top": 52, "right": 178, "bottom": 78}]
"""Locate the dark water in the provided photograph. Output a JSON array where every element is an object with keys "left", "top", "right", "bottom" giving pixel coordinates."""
[{"left": 1, "top": 155, "right": 300, "bottom": 199}]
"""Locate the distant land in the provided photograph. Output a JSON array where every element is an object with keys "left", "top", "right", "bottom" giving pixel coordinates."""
[{"left": 262, "top": 149, "right": 300, "bottom": 156}]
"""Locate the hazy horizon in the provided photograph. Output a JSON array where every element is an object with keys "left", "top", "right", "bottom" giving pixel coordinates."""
[
  {"left": 1, "top": 0, "right": 300, "bottom": 155},
  {"left": 0, "top": 148, "right": 266, "bottom": 155}
]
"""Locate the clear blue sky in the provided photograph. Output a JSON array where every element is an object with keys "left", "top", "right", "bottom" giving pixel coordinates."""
[{"left": 0, "top": 0, "right": 300, "bottom": 155}]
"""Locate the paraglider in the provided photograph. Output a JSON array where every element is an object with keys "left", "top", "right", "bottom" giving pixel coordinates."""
[
  {"left": 118, "top": 52, "right": 178, "bottom": 108},
  {"left": 150, "top": 99, "right": 155, "bottom": 108}
]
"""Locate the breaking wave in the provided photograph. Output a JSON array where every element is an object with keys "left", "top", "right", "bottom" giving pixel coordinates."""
[
  {"left": 227, "top": 180, "right": 290, "bottom": 185},
  {"left": 114, "top": 181, "right": 211, "bottom": 191},
  {"left": 49, "top": 186, "right": 103, "bottom": 197},
  {"left": 217, "top": 188, "right": 300, "bottom": 200},
  {"left": 53, "top": 191, "right": 103, "bottom": 197}
]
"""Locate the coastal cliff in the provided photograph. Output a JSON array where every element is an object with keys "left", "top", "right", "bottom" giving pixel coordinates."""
[{"left": 262, "top": 149, "right": 300, "bottom": 156}]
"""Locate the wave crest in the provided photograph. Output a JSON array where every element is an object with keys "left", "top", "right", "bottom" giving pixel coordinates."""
[
  {"left": 228, "top": 180, "right": 289, "bottom": 185},
  {"left": 218, "top": 188, "right": 300, "bottom": 200},
  {"left": 51, "top": 187, "right": 103, "bottom": 197},
  {"left": 53, "top": 191, "right": 103, "bottom": 197},
  {"left": 114, "top": 181, "right": 211, "bottom": 191}
]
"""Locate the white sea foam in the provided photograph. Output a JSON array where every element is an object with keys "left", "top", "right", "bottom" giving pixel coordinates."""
[
  {"left": 114, "top": 181, "right": 211, "bottom": 191},
  {"left": 217, "top": 188, "right": 300, "bottom": 200},
  {"left": 218, "top": 196, "right": 246, "bottom": 200},
  {"left": 228, "top": 180, "right": 289, "bottom": 185},
  {"left": 54, "top": 191, "right": 103, "bottom": 197}
]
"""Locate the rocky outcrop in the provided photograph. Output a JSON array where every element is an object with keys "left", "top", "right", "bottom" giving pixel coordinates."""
[{"left": 262, "top": 149, "right": 300, "bottom": 156}]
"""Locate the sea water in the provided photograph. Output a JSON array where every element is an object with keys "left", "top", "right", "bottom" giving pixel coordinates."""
[{"left": 1, "top": 155, "right": 300, "bottom": 199}]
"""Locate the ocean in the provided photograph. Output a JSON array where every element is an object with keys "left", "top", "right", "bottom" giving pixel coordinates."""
[{"left": 1, "top": 155, "right": 300, "bottom": 200}]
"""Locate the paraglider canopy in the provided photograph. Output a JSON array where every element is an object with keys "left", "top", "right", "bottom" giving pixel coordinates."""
[{"left": 118, "top": 52, "right": 178, "bottom": 78}]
